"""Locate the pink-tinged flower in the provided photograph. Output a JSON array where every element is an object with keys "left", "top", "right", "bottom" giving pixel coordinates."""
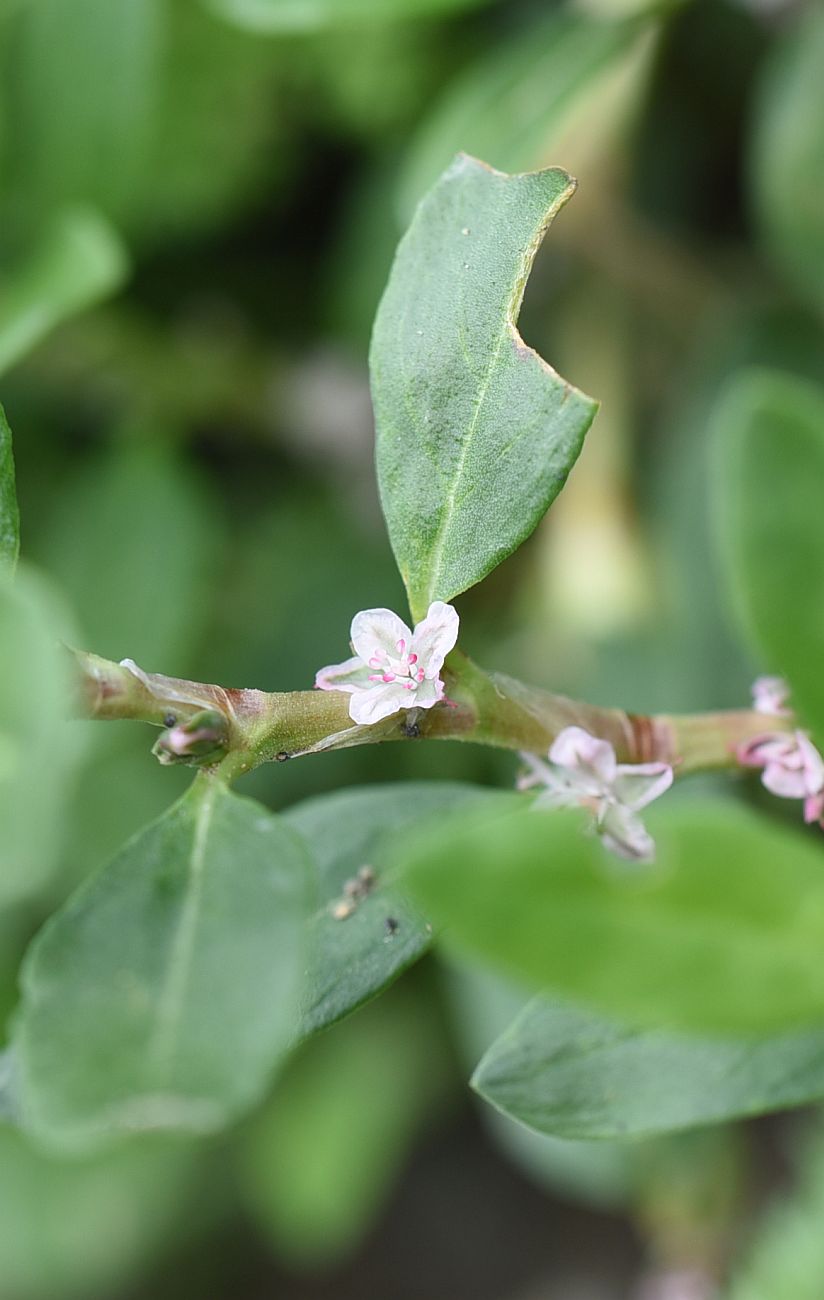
[
  {"left": 738, "top": 729, "right": 824, "bottom": 824},
  {"left": 752, "top": 674, "right": 791, "bottom": 716},
  {"left": 315, "top": 601, "right": 459, "bottom": 726},
  {"left": 518, "top": 725, "right": 673, "bottom": 863}
]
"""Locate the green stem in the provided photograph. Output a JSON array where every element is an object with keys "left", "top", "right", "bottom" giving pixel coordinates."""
[{"left": 69, "top": 647, "right": 790, "bottom": 780}]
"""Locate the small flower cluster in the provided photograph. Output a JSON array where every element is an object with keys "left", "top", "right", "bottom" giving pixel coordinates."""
[
  {"left": 518, "top": 726, "right": 673, "bottom": 863},
  {"left": 315, "top": 601, "right": 459, "bottom": 726},
  {"left": 738, "top": 676, "right": 824, "bottom": 826}
]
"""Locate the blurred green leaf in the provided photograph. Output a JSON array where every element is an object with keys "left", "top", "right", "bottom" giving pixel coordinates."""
[
  {"left": 474, "top": 996, "right": 824, "bottom": 1141},
  {"left": 399, "top": 7, "right": 653, "bottom": 221},
  {"left": 285, "top": 782, "right": 511, "bottom": 1036},
  {"left": 0, "top": 1125, "right": 202, "bottom": 1300},
  {"left": 2, "top": 0, "right": 162, "bottom": 230},
  {"left": 0, "top": 565, "right": 79, "bottom": 908},
  {"left": 0, "top": 209, "right": 127, "bottom": 376},
  {"left": 726, "top": 1118, "right": 824, "bottom": 1300},
  {"left": 38, "top": 437, "right": 221, "bottom": 669},
  {"left": 16, "top": 777, "right": 311, "bottom": 1148},
  {"left": 0, "top": 405, "right": 18, "bottom": 570},
  {"left": 401, "top": 799, "right": 824, "bottom": 1033},
  {"left": 372, "top": 155, "right": 596, "bottom": 621},
  {"left": 750, "top": 3, "right": 824, "bottom": 312},
  {"left": 714, "top": 369, "right": 824, "bottom": 743},
  {"left": 238, "top": 992, "right": 449, "bottom": 1269},
  {"left": 448, "top": 964, "right": 637, "bottom": 1208},
  {"left": 204, "top": 0, "right": 490, "bottom": 34},
  {"left": 130, "top": 2, "right": 290, "bottom": 244}
]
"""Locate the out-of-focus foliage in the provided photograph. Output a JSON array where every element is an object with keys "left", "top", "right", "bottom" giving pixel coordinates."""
[
  {"left": 0, "top": 568, "right": 79, "bottom": 908},
  {"left": 715, "top": 369, "right": 824, "bottom": 747},
  {"left": 402, "top": 799, "right": 824, "bottom": 1033},
  {"left": 0, "top": 210, "right": 127, "bottom": 377},
  {"left": 2, "top": 0, "right": 824, "bottom": 1296},
  {"left": 237, "top": 989, "right": 451, "bottom": 1268},
  {"left": 727, "top": 1119, "right": 824, "bottom": 1300},
  {"left": 750, "top": 2, "right": 824, "bottom": 314},
  {"left": 0, "top": 405, "right": 18, "bottom": 568},
  {"left": 206, "top": 0, "right": 492, "bottom": 32}
]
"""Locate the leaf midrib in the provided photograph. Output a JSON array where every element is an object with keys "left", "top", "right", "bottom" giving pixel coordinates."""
[
  {"left": 147, "top": 781, "right": 217, "bottom": 1082},
  {"left": 414, "top": 177, "right": 574, "bottom": 616}
]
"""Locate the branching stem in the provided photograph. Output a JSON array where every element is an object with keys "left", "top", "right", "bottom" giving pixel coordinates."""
[{"left": 70, "top": 646, "right": 789, "bottom": 783}]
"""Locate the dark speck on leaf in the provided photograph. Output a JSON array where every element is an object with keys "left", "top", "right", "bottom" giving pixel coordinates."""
[
  {"left": 163, "top": 714, "right": 176, "bottom": 728},
  {"left": 275, "top": 751, "right": 291, "bottom": 762},
  {"left": 385, "top": 916, "right": 399, "bottom": 939}
]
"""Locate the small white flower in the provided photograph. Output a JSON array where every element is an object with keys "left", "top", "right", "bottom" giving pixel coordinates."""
[
  {"left": 752, "top": 674, "right": 791, "bottom": 716},
  {"left": 739, "top": 677, "right": 824, "bottom": 826},
  {"left": 315, "top": 601, "right": 459, "bottom": 726},
  {"left": 518, "top": 725, "right": 673, "bottom": 863},
  {"left": 739, "top": 730, "right": 824, "bottom": 825}
]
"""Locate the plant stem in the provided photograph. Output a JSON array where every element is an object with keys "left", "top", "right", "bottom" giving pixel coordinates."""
[{"left": 69, "top": 647, "right": 789, "bottom": 780}]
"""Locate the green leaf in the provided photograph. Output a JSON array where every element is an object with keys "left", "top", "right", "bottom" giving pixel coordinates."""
[
  {"left": 727, "top": 1118, "right": 824, "bottom": 1300},
  {"left": 0, "top": 1125, "right": 201, "bottom": 1300},
  {"left": 2, "top": 0, "right": 163, "bottom": 230},
  {"left": 713, "top": 369, "right": 824, "bottom": 742},
  {"left": 749, "top": 3, "right": 824, "bottom": 312},
  {"left": 285, "top": 782, "right": 512, "bottom": 1036},
  {"left": 0, "top": 208, "right": 127, "bottom": 376},
  {"left": 398, "top": 8, "right": 654, "bottom": 223},
  {"left": 473, "top": 996, "right": 824, "bottom": 1142},
  {"left": 203, "top": 0, "right": 490, "bottom": 34},
  {"left": 401, "top": 799, "right": 824, "bottom": 1034},
  {"left": 371, "top": 154, "right": 597, "bottom": 621},
  {"left": 15, "top": 777, "right": 311, "bottom": 1148},
  {"left": 0, "top": 565, "right": 79, "bottom": 908},
  {"left": 38, "top": 437, "right": 221, "bottom": 667},
  {"left": 238, "top": 992, "right": 449, "bottom": 1269},
  {"left": 448, "top": 965, "right": 636, "bottom": 1208},
  {"left": 0, "top": 407, "right": 19, "bottom": 571}
]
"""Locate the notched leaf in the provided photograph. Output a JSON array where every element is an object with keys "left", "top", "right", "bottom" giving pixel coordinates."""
[{"left": 372, "top": 153, "right": 597, "bottom": 620}]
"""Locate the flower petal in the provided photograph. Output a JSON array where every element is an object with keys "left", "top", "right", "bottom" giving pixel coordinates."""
[
  {"left": 737, "top": 734, "right": 794, "bottom": 768},
  {"left": 516, "top": 752, "right": 556, "bottom": 792},
  {"left": 797, "top": 732, "right": 824, "bottom": 793},
  {"left": 347, "top": 682, "right": 410, "bottom": 726},
  {"left": 752, "top": 675, "right": 791, "bottom": 716},
  {"left": 761, "top": 762, "right": 809, "bottom": 799},
  {"left": 411, "top": 676, "right": 443, "bottom": 710},
  {"left": 350, "top": 608, "right": 413, "bottom": 666},
  {"left": 599, "top": 802, "right": 656, "bottom": 863},
  {"left": 612, "top": 762, "right": 673, "bottom": 812},
  {"left": 805, "top": 792, "right": 824, "bottom": 825},
  {"left": 549, "top": 726, "right": 617, "bottom": 789},
  {"left": 411, "top": 601, "right": 460, "bottom": 677},
  {"left": 315, "top": 656, "right": 372, "bottom": 693}
]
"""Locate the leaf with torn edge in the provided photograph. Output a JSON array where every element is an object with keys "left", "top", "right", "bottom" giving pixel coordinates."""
[{"left": 371, "top": 154, "right": 597, "bottom": 621}]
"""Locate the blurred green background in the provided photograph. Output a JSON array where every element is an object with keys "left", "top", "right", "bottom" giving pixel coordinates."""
[{"left": 1, "top": 0, "right": 824, "bottom": 1295}]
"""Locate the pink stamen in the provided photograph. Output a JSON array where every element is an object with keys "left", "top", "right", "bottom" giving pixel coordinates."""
[
  {"left": 397, "top": 639, "right": 406, "bottom": 654},
  {"left": 417, "top": 668, "right": 425, "bottom": 681},
  {"left": 369, "top": 654, "right": 382, "bottom": 668},
  {"left": 368, "top": 673, "right": 384, "bottom": 682},
  {"left": 408, "top": 653, "right": 417, "bottom": 665},
  {"left": 404, "top": 681, "right": 415, "bottom": 690},
  {"left": 382, "top": 673, "right": 395, "bottom": 683}
]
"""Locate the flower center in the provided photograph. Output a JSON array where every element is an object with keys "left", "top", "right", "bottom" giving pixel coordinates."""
[{"left": 367, "top": 638, "right": 426, "bottom": 690}]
